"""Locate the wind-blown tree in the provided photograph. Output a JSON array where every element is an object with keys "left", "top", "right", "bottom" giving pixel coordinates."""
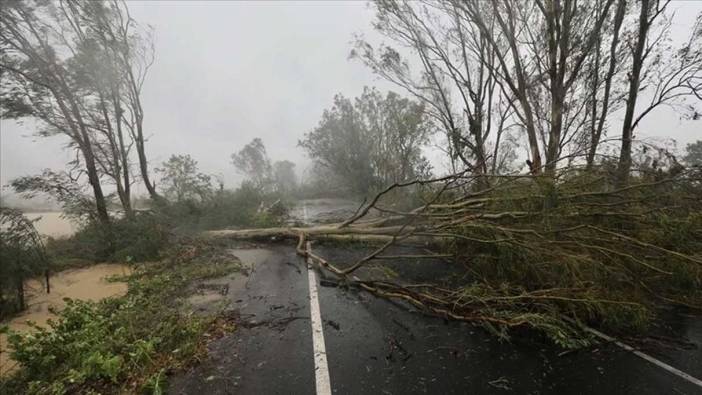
[
  {"left": 1, "top": 0, "right": 158, "bottom": 224},
  {"left": 272, "top": 160, "right": 298, "bottom": 195},
  {"left": 11, "top": 169, "right": 97, "bottom": 223},
  {"left": 156, "top": 154, "right": 213, "bottom": 203},
  {"left": 684, "top": 140, "right": 702, "bottom": 166},
  {"left": 1, "top": 0, "right": 111, "bottom": 226},
  {"left": 231, "top": 138, "right": 273, "bottom": 192},
  {"left": 300, "top": 88, "right": 431, "bottom": 196},
  {"left": 459, "top": 0, "right": 617, "bottom": 174},
  {"left": 61, "top": 0, "right": 159, "bottom": 202},
  {"left": 82, "top": 0, "right": 160, "bottom": 200}
]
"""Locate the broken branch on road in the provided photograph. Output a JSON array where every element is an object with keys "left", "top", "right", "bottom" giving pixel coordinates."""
[{"left": 208, "top": 167, "right": 702, "bottom": 348}]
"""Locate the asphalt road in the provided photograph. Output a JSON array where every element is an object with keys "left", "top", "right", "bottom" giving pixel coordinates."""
[{"left": 168, "top": 241, "right": 702, "bottom": 394}]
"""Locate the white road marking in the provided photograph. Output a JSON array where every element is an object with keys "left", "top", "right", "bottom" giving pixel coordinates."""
[
  {"left": 307, "top": 242, "right": 332, "bottom": 395},
  {"left": 299, "top": 201, "right": 700, "bottom": 391},
  {"left": 578, "top": 320, "right": 702, "bottom": 388},
  {"left": 303, "top": 202, "right": 332, "bottom": 395}
]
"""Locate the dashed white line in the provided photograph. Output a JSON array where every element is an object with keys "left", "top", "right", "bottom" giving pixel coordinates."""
[
  {"left": 581, "top": 323, "right": 702, "bottom": 388},
  {"left": 303, "top": 202, "right": 332, "bottom": 395},
  {"left": 300, "top": 200, "right": 700, "bottom": 391}
]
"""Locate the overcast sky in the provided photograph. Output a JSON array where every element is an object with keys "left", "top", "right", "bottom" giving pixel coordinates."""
[{"left": 1, "top": 0, "right": 700, "bottom": 196}]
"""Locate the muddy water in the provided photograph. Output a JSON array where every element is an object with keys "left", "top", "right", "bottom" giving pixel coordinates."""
[
  {"left": 0, "top": 263, "right": 130, "bottom": 376},
  {"left": 24, "top": 212, "right": 77, "bottom": 238}
]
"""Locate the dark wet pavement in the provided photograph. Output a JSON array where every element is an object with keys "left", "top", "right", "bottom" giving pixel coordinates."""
[
  {"left": 168, "top": 241, "right": 702, "bottom": 394},
  {"left": 169, "top": 246, "right": 315, "bottom": 394}
]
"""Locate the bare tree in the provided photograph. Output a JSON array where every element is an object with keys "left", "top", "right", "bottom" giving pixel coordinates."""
[
  {"left": 357, "top": 0, "right": 616, "bottom": 179},
  {"left": 353, "top": 1, "right": 503, "bottom": 186},
  {"left": 462, "top": 0, "right": 615, "bottom": 175},
  {"left": 617, "top": 3, "right": 701, "bottom": 184},
  {"left": 585, "top": 0, "right": 627, "bottom": 168}
]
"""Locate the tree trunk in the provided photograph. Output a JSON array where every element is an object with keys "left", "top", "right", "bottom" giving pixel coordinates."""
[
  {"left": 618, "top": 0, "right": 650, "bottom": 186},
  {"left": 82, "top": 142, "right": 111, "bottom": 226},
  {"left": 113, "top": 91, "right": 133, "bottom": 216},
  {"left": 16, "top": 277, "right": 25, "bottom": 312},
  {"left": 136, "top": 134, "right": 159, "bottom": 200},
  {"left": 586, "top": 0, "right": 626, "bottom": 169},
  {"left": 126, "top": 67, "right": 160, "bottom": 201}
]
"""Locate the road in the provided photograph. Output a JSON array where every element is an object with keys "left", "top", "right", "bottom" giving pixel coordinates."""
[{"left": 169, "top": 199, "right": 702, "bottom": 394}]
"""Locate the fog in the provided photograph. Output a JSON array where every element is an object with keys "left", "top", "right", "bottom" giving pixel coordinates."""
[
  {"left": 1, "top": 1, "right": 392, "bottom": 194},
  {"left": 1, "top": 0, "right": 700, "bottom": 197}
]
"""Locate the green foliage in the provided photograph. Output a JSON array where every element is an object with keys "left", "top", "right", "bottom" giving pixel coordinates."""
[
  {"left": 384, "top": 166, "right": 702, "bottom": 347},
  {"left": 272, "top": 160, "right": 298, "bottom": 195},
  {"left": 231, "top": 138, "right": 273, "bottom": 191},
  {"left": 11, "top": 170, "right": 97, "bottom": 223},
  {"left": 157, "top": 182, "right": 289, "bottom": 232},
  {"left": 47, "top": 211, "right": 172, "bottom": 264},
  {"left": 0, "top": 208, "right": 49, "bottom": 318},
  {"left": 299, "top": 87, "right": 431, "bottom": 196},
  {"left": 156, "top": 154, "right": 214, "bottom": 204},
  {"left": 683, "top": 140, "right": 702, "bottom": 166},
  {"left": 231, "top": 139, "right": 298, "bottom": 195},
  {"left": 2, "top": 239, "right": 242, "bottom": 394}
]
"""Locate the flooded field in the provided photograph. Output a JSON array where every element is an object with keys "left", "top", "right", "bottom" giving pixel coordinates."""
[
  {"left": 0, "top": 263, "right": 131, "bottom": 376},
  {"left": 24, "top": 212, "right": 77, "bottom": 238}
]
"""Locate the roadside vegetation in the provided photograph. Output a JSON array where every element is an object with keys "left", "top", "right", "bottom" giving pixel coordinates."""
[
  {"left": 1, "top": 238, "right": 242, "bottom": 394},
  {"left": 1, "top": 0, "right": 701, "bottom": 391}
]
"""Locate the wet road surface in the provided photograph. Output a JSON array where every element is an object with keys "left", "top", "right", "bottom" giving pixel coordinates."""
[{"left": 168, "top": 241, "right": 702, "bottom": 394}]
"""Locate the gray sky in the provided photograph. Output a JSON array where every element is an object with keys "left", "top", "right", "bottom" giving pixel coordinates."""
[{"left": 1, "top": 0, "right": 700, "bottom": 195}]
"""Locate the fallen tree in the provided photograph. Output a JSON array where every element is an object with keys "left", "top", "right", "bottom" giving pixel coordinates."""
[{"left": 209, "top": 165, "right": 702, "bottom": 348}]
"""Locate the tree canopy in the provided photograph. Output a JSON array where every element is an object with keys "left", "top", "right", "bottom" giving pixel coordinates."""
[{"left": 300, "top": 87, "right": 431, "bottom": 196}]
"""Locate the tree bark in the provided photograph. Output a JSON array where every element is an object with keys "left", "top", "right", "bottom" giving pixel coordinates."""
[
  {"left": 618, "top": 0, "right": 651, "bottom": 185},
  {"left": 586, "top": 0, "right": 626, "bottom": 169}
]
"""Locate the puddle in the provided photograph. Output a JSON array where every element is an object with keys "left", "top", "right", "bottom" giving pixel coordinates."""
[{"left": 0, "top": 263, "right": 131, "bottom": 376}]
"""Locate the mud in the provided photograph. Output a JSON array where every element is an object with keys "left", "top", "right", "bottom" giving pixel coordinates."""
[{"left": 0, "top": 263, "right": 130, "bottom": 375}]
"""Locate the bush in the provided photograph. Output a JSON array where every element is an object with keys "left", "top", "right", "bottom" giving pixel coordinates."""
[
  {"left": 47, "top": 211, "right": 172, "bottom": 265},
  {"left": 0, "top": 208, "right": 49, "bottom": 318},
  {"left": 2, "top": 238, "right": 242, "bottom": 394},
  {"left": 153, "top": 183, "right": 291, "bottom": 233}
]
